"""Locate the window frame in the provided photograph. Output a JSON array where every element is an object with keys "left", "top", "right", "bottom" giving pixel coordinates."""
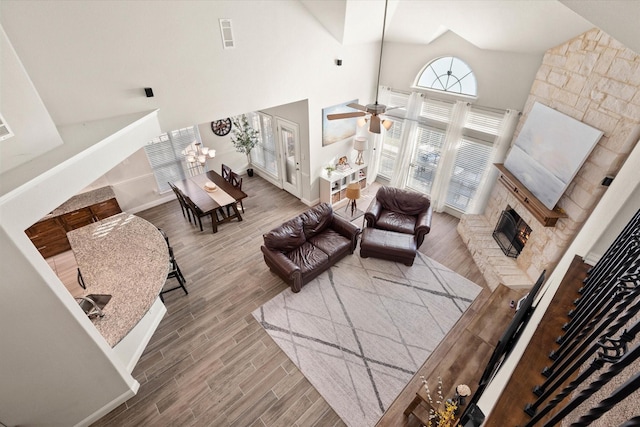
[{"left": 412, "top": 56, "right": 478, "bottom": 100}]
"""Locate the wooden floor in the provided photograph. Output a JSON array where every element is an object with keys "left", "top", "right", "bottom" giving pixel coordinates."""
[{"left": 50, "top": 176, "right": 490, "bottom": 426}]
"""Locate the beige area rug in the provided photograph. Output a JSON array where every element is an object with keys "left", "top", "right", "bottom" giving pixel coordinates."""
[{"left": 252, "top": 250, "right": 482, "bottom": 427}]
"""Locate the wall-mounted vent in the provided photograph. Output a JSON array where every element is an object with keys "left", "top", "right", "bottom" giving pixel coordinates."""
[
  {"left": 0, "top": 113, "right": 14, "bottom": 141},
  {"left": 219, "top": 19, "right": 235, "bottom": 49}
]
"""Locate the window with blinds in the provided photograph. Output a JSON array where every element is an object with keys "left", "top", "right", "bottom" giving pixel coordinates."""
[
  {"left": 377, "top": 89, "right": 507, "bottom": 214},
  {"left": 406, "top": 125, "right": 446, "bottom": 194},
  {"left": 446, "top": 137, "right": 492, "bottom": 211},
  {"left": 378, "top": 119, "right": 405, "bottom": 179},
  {"left": 249, "top": 112, "right": 279, "bottom": 179},
  {"left": 144, "top": 125, "right": 202, "bottom": 194}
]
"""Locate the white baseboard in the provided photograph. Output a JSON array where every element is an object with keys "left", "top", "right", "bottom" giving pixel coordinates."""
[{"left": 128, "top": 194, "right": 174, "bottom": 214}]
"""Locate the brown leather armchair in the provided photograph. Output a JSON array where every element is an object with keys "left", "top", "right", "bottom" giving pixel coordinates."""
[
  {"left": 364, "top": 186, "right": 432, "bottom": 249},
  {"left": 261, "top": 203, "right": 360, "bottom": 292}
]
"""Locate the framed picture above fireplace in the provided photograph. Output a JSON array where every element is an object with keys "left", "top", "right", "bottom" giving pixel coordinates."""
[{"left": 504, "top": 102, "right": 603, "bottom": 210}]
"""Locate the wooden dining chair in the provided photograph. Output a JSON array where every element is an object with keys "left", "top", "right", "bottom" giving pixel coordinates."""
[
  {"left": 168, "top": 182, "right": 192, "bottom": 223},
  {"left": 221, "top": 164, "right": 232, "bottom": 182},
  {"left": 157, "top": 228, "right": 188, "bottom": 302},
  {"left": 229, "top": 171, "right": 244, "bottom": 213}
]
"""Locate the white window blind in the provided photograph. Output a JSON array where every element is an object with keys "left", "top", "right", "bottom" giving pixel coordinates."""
[
  {"left": 406, "top": 126, "right": 446, "bottom": 194},
  {"left": 144, "top": 125, "right": 202, "bottom": 194},
  {"left": 249, "top": 112, "right": 279, "bottom": 179},
  {"left": 446, "top": 138, "right": 492, "bottom": 211},
  {"left": 378, "top": 119, "right": 405, "bottom": 179},
  {"left": 376, "top": 88, "right": 509, "bottom": 214}
]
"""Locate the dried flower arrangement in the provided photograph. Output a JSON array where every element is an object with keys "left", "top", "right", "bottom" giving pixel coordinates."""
[{"left": 420, "top": 376, "right": 460, "bottom": 427}]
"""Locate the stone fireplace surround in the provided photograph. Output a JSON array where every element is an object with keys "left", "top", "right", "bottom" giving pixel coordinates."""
[
  {"left": 458, "top": 28, "right": 640, "bottom": 291},
  {"left": 458, "top": 180, "right": 571, "bottom": 291}
]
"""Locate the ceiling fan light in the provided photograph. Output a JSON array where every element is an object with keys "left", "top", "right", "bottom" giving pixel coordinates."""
[
  {"left": 382, "top": 119, "right": 393, "bottom": 130},
  {"left": 357, "top": 118, "right": 367, "bottom": 127}
]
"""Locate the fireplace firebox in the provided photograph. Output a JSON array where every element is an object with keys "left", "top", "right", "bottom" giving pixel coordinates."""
[{"left": 493, "top": 207, "right": 532, "bottom": 258}]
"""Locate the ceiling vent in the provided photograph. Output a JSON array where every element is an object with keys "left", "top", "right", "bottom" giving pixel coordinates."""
[
  {"left": 0, "top": 113, "right": 14, "bottom": 141},
  {"left": 219, "top": 19, "right": 235, "bottom": 49}
]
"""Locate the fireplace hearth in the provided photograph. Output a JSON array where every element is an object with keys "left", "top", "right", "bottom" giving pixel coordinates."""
[{"left": 493, "top": 207, "right": 532, "bottom": 258}]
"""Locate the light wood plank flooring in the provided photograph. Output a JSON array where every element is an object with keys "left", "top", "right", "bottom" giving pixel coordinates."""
[{"left": 49, "top": 176, "right": 488, "bottom": 426}]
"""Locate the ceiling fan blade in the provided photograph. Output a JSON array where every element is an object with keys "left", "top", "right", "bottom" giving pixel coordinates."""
[
  {"left": 327, "top": 112, "right": 367, "bottom": 120},
  {"left": 347, "top": 103, "right": 368, "bottom": 111},
  {"left": 369, "top": 115, "right": 381, "bottom": 134}
]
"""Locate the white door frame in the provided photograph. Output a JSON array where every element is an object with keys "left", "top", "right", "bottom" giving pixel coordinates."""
[{"left": 276, "top": 117, "right": 302, "bottom": 198}]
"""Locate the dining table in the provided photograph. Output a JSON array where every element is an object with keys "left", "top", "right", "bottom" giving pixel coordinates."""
[{"left": 173, "top": 170, "right": 247, "bottom": 233}]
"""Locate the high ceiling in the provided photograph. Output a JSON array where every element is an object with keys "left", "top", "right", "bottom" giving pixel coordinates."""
[{"left": 301, "top": 0, "right": 640, "bottom": 54}]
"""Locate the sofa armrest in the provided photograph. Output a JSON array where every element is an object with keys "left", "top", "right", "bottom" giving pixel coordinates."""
[
  {"left": 414, "top": 204, "right": 433, "bottom": 249},
  {"left": 364, "top": 198, "right": 383, "bottom": 228},
  {"left": 330, "top": 214, "right": 362, "bottom": 252},
  {"left": 261, "top": 245, "right": 303, "bottom": 291}
]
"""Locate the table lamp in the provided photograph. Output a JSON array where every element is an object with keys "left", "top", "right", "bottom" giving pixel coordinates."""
[
  {"left": 353, "top": 137, "right": 367, "bottom": 165},
  {"left": 345, "top": 182, "right": 361, "bottom": 216}
]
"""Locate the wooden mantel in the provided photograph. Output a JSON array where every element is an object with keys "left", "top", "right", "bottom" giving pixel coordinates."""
[{"left": 494, "top": 164, "right": 567, "bottom": 227}]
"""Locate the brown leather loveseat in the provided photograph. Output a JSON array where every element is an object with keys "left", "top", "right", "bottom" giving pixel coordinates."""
[{"left": 261, "top": 203, "right": 360, "bottom": 293}]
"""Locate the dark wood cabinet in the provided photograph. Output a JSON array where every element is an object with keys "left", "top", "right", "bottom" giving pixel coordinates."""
[
  {"left": 26, "top": 197, "right": 122, "bottom": 258},
  {"left": 90, "top": 198, "right": 122, "bottom": 220},
  {"left": 60, "top": 207, "right": 94, "bottom": 232},
  {"left": 25, "top": 217, "right": 71, "bottom": 258}
]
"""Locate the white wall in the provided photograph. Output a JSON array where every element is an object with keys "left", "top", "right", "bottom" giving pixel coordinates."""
[
  {"left": 382, "top": 31, "right": 543, "bottom": 111},
  {"left": 0, "top": 112, "right": 161, "bottom": 426},
  {"left": 0, "top": 26, "right": 63, "bottom": 173}
]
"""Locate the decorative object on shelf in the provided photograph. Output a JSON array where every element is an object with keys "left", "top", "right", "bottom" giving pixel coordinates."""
[
  {"left": 353, "top": 136, "right": 367, "bottom": 165},
  {"left": 211, "top": 118, "right": 232, "bottom": 136},
  {"left": 336, "top": 155, "right": 350, "bottom": 171},
  {"left": 325, "top": 165, "right": 335, "bottom": 177},
  {"left": 345, "top": 182, "right": 361, "bottom": 216},
  {"left": 230, "top": 114, "right": 259, "bottom": 176},
  {"left": 182, "top": 141, "right": 215, "bottom": 166},
  {"left": 420, "top": 376, "right": 460, "bottom": 427},
  {"left": 322, "top": 99, "right": 359, "bottom": 146}
]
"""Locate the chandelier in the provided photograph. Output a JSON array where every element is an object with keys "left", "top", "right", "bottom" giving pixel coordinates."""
[{"left": 182, "top": 141, "right": 215, "bottom": 166}]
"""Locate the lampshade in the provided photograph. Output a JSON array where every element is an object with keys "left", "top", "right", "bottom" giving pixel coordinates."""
[
  {"left": 382, "top": 119, "right": 393, "bottom": 130},
  {"left": 345, "top": 182, "right": 361, "bottom": 200},
  {"left": 353, "top": 137, "right": 367, "bottom": 151}
]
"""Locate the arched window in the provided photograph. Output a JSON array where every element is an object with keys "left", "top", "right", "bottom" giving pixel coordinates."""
[{"left": 415, "top": 57, "right": 477, "bottom": 97}]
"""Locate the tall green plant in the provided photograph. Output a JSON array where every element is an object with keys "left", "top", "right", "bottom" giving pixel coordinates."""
[{"left": 231, "top": 114, "right": 259, "bottom": 163}]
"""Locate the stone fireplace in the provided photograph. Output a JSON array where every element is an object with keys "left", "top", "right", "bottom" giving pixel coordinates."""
[{"left": 458, "top": 28, "right": 639, "bottom": 291}]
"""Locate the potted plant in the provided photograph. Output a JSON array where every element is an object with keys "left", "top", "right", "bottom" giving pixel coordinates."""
[{"left": 231, "top": 114, "right": 259, "bottom": 176}]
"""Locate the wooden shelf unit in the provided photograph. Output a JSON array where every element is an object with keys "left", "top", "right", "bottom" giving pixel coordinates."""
[
  {"left": 320, "top": 164, "right": 367, "bottom": 207},
  {"left": 494, "top": 164, "right": 566, "bottom": 227}
]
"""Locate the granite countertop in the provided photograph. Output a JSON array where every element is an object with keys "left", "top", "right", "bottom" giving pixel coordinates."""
[
  {"left": 43, "top": 186, "right": 116, "bottom": 220},
  {"left": 67, "top": 212, "right": 169, "bottom": 347}
]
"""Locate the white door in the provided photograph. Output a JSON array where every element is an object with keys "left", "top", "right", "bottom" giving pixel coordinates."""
[{"left": 277, "top": 118, "right": 301, "bottom": 198}]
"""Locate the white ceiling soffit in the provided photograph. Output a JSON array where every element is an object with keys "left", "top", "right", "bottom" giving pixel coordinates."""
[
  {"left": 301, "top": 0, "right": 595, "bottom": 53},
  {"left": 560, "top": 0, "right": 640, "bottom": 55},
  {"left": 299, "top": 0, "right": 399, "bottom": 45}
]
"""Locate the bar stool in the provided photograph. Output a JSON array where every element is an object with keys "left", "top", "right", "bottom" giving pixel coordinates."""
[{"left": 157, "top": 228, "right": 188, "bottom": 302}]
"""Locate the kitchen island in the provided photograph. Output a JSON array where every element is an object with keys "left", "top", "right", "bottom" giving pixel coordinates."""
[{"left": 67, "top": 212, "right": 169, "bottom": 370}]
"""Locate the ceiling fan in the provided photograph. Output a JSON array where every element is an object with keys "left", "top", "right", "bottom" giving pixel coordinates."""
[{"left": 327, "top": 0, "right": 394, "bottom": 134}]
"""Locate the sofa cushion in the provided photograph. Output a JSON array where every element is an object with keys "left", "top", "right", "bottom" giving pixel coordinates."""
[
  {"left": 264, "top": 216, "right": 305, "bottom": 252},
  {"left": 377, "top": 186, "right": 430, "bottom": 216},
  {"left": 287, "top": 242, "right": 329, "bottom": 276},
  {"left": 301, "top": 203, "right": 333, "bottom": 239},
  {"left": 377, "top": 211, "right": 416, "bottom": 235},
  {"left": 308, "top": 229, "right": 351, "bottom": 262}
]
